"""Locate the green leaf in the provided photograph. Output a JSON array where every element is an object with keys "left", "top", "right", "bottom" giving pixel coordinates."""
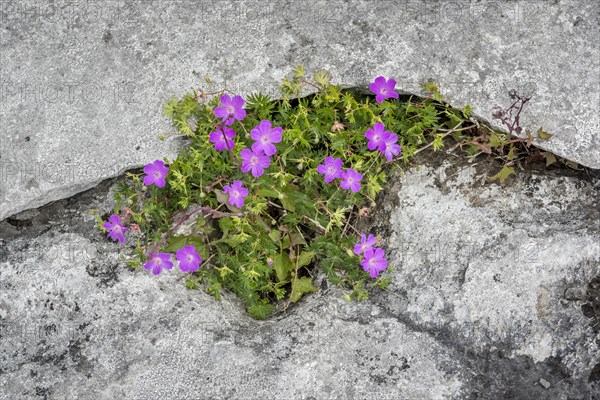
[
  {"left": 280, "top": 195, "right": 296, "bottom": 212},
  {"left": 489, "top": 132, "right": 505, "bottom": 148},
  {"left": 272, "top": 253, "right": 293, "bottom": 282},
  {"left": 214, "top": 189, "right": 229, "bottom": 204},
  {"left": 163, "top": 235, "right": 188, "bottom": 253},
  {"left": 293, "top": 65, "right": 305, "bottom": 78},
  {"left": 290, "top": 276, "right": 318, "bottom": 302},
  {"left": 185, "top": 278, "right": 200, "bottom": 290},
  {"left": 219, "top": 218, "right": 234, "bottom": 236},
  {"left": 258, "top": 187, "right": 281, "bottom": 198},
  {"left": 421, "top": 81, "right": 440, "bottom": 95},
  {"left": 223, "top": 233, "right": 249, "bottom": 247},
  {"left": 268, "top": 230, "right": 282, "bottom": 244},
  {"left": 489, "top": 166, "right": 516, "bottom": 183},
  {"left": 282, "top": 234, "right": 290, "bottom": 249},
  {"left": 296, "top": 251, "right": 315, "bottom": 267},
  {"left": 247, "top": 302, "right": 275, "bottom": 320},
  {"left": 507, "top": 146, "right": 518, "bottom": 161},
  {"left": 431, "top": 134, "right": 444, "bottom": 151},
  {"left": 536, "top": 127, "right": 553, "bottom": 140},
  {"left": 289, "top": 232, "right": 307, "bottom": 246},
  {"left": 313, "top": 69, "right": 331, "bottom": 87},
  {"left": 542, "top": 152, "right": 557, "bottom": 167}
]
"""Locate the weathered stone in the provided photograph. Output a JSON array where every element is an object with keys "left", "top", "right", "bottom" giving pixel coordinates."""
[
  {"left": 1, "top": 0, "right": 598, "bottom": 221},
  {"left": 539, "top": 378, "right": 551, "bottom": 389},
  {"left": 564, "top": 287, "right": 587, "bottom": 301},
  {"left": 1, "top": 152, "right": 598, "bottom": 398}
]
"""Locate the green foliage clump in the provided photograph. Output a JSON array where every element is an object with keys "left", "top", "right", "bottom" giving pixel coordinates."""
[{"left": 103, "top": 68, "right": 483, "bottom": 319}]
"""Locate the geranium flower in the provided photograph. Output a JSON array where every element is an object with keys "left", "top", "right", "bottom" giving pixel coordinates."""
[
  {"left": 250, "top": 120, "right": 283, "bottom": 156},
  {"left": 209, "top": 126, "right": 236, "bottom": 151},
  {"left": 144, "top": 252, "right": 173, "bottom": 275},
  {"left": 340, "top": 168, "right": 362, "bottom": 193},
  {"left": 382, "top": 132, "right": 402, "bottom": 162},
  {"left": 369, "top": 76, "right": 399, "bottom": 104},
  {"left": 102, "top": 214, "right": 128, "bottom": 244},
  {"left": 223, "top": 180, "right": 249, "bottom": 208},
  {"left": 360, "top": 248, "right": 387, "bottom": 278},
  {"left": 176, "top": 245, "right": 202, "bottom": 273},
  {"left": 316, "top": 156, "right": 343, "bottom": 183},
  {"left": 240, "top": 148, "right": 271, "bottom": 177},
  {"left": 143, "top": 160, "right": 169, "bottom": 188},
  {"left": 354, "top": 233, "right": 376, "bottom": 255},
  {"left": 365, "top": 123, "right": 391, "bottom": 151},
  {"left": 214, "top": 94, "right": 246, "bottom": 126}
]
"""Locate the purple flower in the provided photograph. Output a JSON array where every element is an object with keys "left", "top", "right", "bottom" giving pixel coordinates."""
[
  {"left": 223, "top": 180, "right": 249, "bottom": 208},
  {"left": 240, "top": 148, "right": 271, "bottom": 178},
  {"left": 143, "top": 160, "right": 169, "bottom": 188},
  {"left": 365, "top": 123, "right": 392, "bottom": 152},
  {"left": 250, "top": 120, "right": 283, "bottom": 156},
  {"left": 354, "top": 233, "right": 377, "bottom": 255},
  {"left": 102, "top": 214, "right": 128, "bottom": 244},
  {"left": 144, "top": 252, "right": 173, "bottom": 275},
  {"left": 360, "top": 248, "right": 387, "bottom": 278},
  {"left": 369, "top": 76, "right": 399, "bottom": 104},
  {"left": 340, "top": 168, "right": 363, "bottom": 193},
  {"left": 176, "top": 245, "right": 202, "bottom": 273},
  {"left": 316, "top": 156, "right": 343, "bottom": 183},
  {"left": 382, "top": 132, "right": 402, "bottom": 162},
  {"left": 214, "top": 94, "right": 246, "bottom": 126},
  {"left": 209, "top": 127, "right": 236, "bottom": 151}
]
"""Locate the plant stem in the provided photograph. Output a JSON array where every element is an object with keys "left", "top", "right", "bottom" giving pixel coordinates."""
[{"left": 414, "top": 121, "right": 463, "bottom": 155}]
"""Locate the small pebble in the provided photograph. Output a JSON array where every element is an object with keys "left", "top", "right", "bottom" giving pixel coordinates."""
[{"left": 539, "top": 378, "right": 551, "bottom": 389}]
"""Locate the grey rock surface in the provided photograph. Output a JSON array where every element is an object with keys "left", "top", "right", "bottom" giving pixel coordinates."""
[
  {"left": 1, "top": 153, "right": 598, "bottom": 399},
  {"left": 1, "top": 0, "right": 599, "bottom": 221}
]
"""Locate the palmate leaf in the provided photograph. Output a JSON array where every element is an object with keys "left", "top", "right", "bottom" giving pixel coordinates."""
[
  {"left": 272, "top": 253, "right": 292, "bottom": 282},
  {"left": 295, "top": 251, "right": 315, "bottom": 268},
  {"left": 248, "top": 302, "right": 275, "bottom": 320},
  {"left": 313, "top": 69, "right": 332, "bottom": 87},
  {"left": 290, "top": 276, "right": 318, "bottom": 303},
  {"left": 488, "top": 165, "right": 516, "bottom": 184}
]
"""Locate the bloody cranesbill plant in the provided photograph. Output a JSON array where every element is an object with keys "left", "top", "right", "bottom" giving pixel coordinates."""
[
  {"left": 365, "top": 123, "right": 390, "bottom": 151},
  {"left": 240, "top": 148, "right": 271, "bottom": 177},
  {"left": 369, "top": 76, "right": 399, "bottom": 104},
  {"left": 317, "top": 156, "right": 344, "bottom": 183},
  {"left": 209, "top": 126, "right": 236, "bottom": 151},
  {"left": 214, "top": 94, "right": 246, "bottom": 126},
  {"left": 354, "top": 233, "right": 376, "bottom": 255},
  {"left": 361, "top": 248, "right": 388, "bottom": 278},
  {"left": 251, "top": 120, "right": 283, "bottom": 156},
  {"left": 382, "top": 132, "right": 402, "bottom": 162},
  {"left": 176, "top": 245, "right": 202, "bottom": 273},
  {"left": 340, "top": 168, "right": 363, "bottom": 193},
  {"left": 223, "top": 180, "right": 249, "bottom": 208},
  {"left": 144, "top": 252, "right": 173, "bottom": 275},
  {"left": 143, "top": 160, "right": 169, "bottom": 188},
  {"left": 99, "top": 66, "right": 475, "bottom": 319},
  {"left": 103, "top": 214, "right": 128, "bottom": 244}
]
